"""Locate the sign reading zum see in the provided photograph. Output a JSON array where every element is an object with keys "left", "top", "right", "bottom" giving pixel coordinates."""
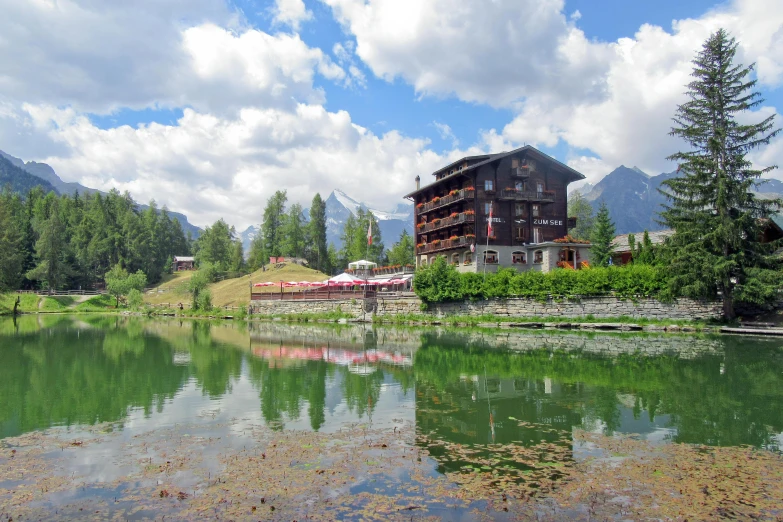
[{"left": 533, "top": 218, "right": 564, "bottom": 226}]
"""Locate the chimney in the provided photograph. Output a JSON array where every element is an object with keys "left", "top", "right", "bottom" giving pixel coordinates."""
[{"left": 415, "top": 175, "right": 420, "bottom": 190}]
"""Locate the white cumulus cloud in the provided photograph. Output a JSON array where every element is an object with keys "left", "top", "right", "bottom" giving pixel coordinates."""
[{"left": 271, "top": 0, "right": 314, "bottom": 31}]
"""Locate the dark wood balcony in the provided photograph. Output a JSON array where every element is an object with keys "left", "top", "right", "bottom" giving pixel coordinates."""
[
  {"left": 416, "top": 188, "right": 475, "bottom": 214},
  {"left": 416, "top": 235, "right": 474, "bottom": 255},
  {"left": 510, "top": 166, "right": 531, "bottom": 178},
  {"left": 497, "top": 188, "right": 556, "bottom": 203},
  {"left": 416, "top": 211, "right": 475, "bottom": 234}
]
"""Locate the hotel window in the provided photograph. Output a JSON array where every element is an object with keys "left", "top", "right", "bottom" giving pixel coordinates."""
[
  {"left": 515, "top": 181, "right": 525, "bottom": 191},
  {"left": 484, "top": 250, "right": 499, "bottom": 264},
  {"left": 451, "top": 253, "right": 460, "bottom": 265},
  {"left": 515, "top": 204, "right": 527, "bottom": 217},
  {"left": 464, "top": 252, "right": 473, "bottom": 264},
  {"left": 515, "top": 227, "right": 526, "bottom": 241},
  {"left": 533, "top": 227, "right": 542, "bottom": 243},
  {"left": 532, "top": 204, "right": 540, "bottom": 217},
  {"left": 485, "top": 202, "right": 492, "bottom": 215},
  {"left": 534, "top": 250, "right": 543, "bottom": 264},
  {"left": 511, "top": 158, "right": 519, "bottom": 168},
  {"left": 484, "top": 179, "right": 494, "bottom": 192},
  {"left": 512, "top": 251, "right": 526, "bottom": 264},
  {"left": 536, "top": 182, "right": 544, "bottom": 195}
]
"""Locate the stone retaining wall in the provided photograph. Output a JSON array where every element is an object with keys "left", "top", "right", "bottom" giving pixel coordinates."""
[
  {"left": 243, "top": 322, "right": 724, "bottom": 359},
  {"left": 249, "top": 295, "right": 722, "bottom": 321}
]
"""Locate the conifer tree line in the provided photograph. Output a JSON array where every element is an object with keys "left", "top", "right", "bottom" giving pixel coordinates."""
[
  {"left": 0, "top": 187, "right": 191, "bottom": 292},
  {"left": 249, "top": 190, "right": 415, "bottom": 275}
]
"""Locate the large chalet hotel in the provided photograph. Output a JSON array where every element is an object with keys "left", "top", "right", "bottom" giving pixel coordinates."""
[{"left": 405, "top": 145, "right": 591, "bottom": 273}]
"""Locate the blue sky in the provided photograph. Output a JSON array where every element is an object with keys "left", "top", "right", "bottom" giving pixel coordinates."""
[{"left": 1, "top": 0, "right": 781, "bottom": 227}]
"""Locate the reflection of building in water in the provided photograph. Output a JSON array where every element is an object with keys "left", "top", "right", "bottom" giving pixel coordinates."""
[
  {"left": 250, "top": 344, "right": 413, "bottom": 368},
  {"left": 417, "top": 375, "right": 584, "bottom": 447}
]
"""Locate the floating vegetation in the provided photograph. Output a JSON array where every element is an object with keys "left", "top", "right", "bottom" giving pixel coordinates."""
[{"left": 1, "top": 420, "right": 782, "bottom": 520}]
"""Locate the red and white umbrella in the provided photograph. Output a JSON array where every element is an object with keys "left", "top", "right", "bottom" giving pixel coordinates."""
[
  {"left": 388, "top": 279, "right": 406, "bottom": 285},
  {"left": 309, "top": 281, "right": 327, "bottom": 287},
  {"left": 253, "top": 281, "right": 276, "bottom": 287},
  {"left": 298, "top": 281, "right": 312, "bottom": 286}
]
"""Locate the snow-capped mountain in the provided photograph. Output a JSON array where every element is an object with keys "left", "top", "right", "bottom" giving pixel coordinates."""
[
  {"left": 240, "top": 190, "right": 414, "bottom": 253},
  {"left": 324, "top": 189, "right": 414, "bottom": 248},
  {"left": 238, "top": 225, "right": 259, "bottom": 254}
]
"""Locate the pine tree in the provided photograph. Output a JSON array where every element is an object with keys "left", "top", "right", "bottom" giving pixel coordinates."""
[
  {"left": 26, "top": 197, "right": 71, "bottom": 290},
  {"left": 590, "top": 201, "right": 616, "bottom": 267},
  {"left": 280, "top": 203, "right": 305, "bottom": 258},
  {"left": 660, "top": 29, "right": 781, "bottom": 319},
  {"left": 306, "top": 193, "right": 329, "bottom": 272},
  {"left": 0, "top": 190, "right": 25, "bottom": 291},
  {"left": 195, "top": 219, "right": 235, "bottom": 270},
  {"left": 387, "top": 229, "right": 415, "bottom": 267},
  {"left": 261, "top": 190, "right": 287, "bottom": 258}
]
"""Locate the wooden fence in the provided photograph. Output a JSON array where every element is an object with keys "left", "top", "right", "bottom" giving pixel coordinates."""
[
  {"left": 250, "top": 288, "right": 377, "bottom": 301},
  {"left": 14, "top": 289, "right": 106, "bottom": 296}
]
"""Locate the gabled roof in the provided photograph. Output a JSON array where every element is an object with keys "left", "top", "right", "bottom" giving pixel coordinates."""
[
  {"left": 173, "top": 256, "right": 195, "bottom": 262},
  {"left": 405, "top": 145, "right": 585, "bottom": 199},
  {"left": 611, "top": 230, "right": 674, "bottom": 253}
]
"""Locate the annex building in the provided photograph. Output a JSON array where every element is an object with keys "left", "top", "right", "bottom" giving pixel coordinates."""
[{"left": 405, "top": 145, "right": 590, "bottom": 273}]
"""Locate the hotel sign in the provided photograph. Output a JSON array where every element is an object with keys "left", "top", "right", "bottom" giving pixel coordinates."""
[{"left": 532, "top": 218, "right": 564, "bottom": 226}]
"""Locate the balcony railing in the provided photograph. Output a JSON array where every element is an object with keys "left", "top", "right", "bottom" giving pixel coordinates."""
[
  {"left": 417, "top": 212, "right": 475, "bottom": 234},
  {"left": 417, "top": 188, "right": 475, "bottom": 214},
  {"left": 497, "top": 188, "right": 556, "bottom": 203},
  {"left": 416, "top": 235, "right": 473, "bottom": 254},
  {"left": 510, "top": 166, "right": 531, "bottom": 178}
]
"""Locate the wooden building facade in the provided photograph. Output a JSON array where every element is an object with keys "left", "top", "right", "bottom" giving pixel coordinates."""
[{"left": 405, "top": 146, "right": 589, "bottom": 273}]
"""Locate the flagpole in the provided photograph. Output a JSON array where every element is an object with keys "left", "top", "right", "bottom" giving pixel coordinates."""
[{"left": 483, "top": 202, "right": 492, "bottom": 282}]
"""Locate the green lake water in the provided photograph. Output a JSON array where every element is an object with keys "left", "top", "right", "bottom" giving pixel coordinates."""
[{"left": 2, "top": 315, "right": 782, "bottom": 451}]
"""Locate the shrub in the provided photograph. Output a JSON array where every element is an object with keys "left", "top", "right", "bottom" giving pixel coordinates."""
[
  {"left": 194, "top": 289, "right": 212, "bottom": 311},
  {"left": 127, "top": 288, "right": 144, "bottom": 309},
  {"left": 413, "top": 256, "right": 462, "bottom": 303},
  {"left": 413, "top": 262, "right": 672, "bottom": 303}
]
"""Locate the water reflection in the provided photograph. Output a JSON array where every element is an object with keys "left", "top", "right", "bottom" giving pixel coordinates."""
[{"left": 1, "top": 316, "right": 782, "bottom": 453}]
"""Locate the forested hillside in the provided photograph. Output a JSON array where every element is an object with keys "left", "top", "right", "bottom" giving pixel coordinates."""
[
  {"left": 0, "top": 155, "right": 57, "bottom": 196},
  {"left": 0, "top": 187, "right": 190, "bottom": 292}
]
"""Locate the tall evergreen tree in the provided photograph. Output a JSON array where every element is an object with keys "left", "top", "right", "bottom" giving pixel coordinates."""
[
  {"left": 280, "top": 203, "right": 306, "bottom": 258},
  {"left": 195, "top": 219, "right": 235, "bottom": 270},
  {"left": 0, "top": 190, "right": 25, "bottom": 291},
  {"left": 26, "top": 197, "right": 71, "bottom": 290},
  {"left": 230, "top": 240, "right": 245, "bottom": 273},
  {"left": 261, "top": 190, "right": 287, "bottom": 259},
  {"left": 306, "top": 193, "right": 329, "bottom": 272},
  {"left": 387, "top": 229, "right": 415, "bottom": 267},
  {"left": 660, "top": 29, "right": 781, "bottom": 319},
  {"left": 590, "top": 201, "right": 616, "bottom": 267},
  {"left": 339, "top": 209, "right": 384, "bottom": 265}
]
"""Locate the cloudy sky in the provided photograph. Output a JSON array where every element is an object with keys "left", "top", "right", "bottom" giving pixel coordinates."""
[{"left": 1, "top": 0, "right": 781, "bottom": 229}]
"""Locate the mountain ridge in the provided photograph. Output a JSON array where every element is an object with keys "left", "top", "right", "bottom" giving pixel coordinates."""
[
  {"left": 0, "top": 149, "right": 202, "bottom": 238},
  {"left": 580, "top": 165, "right": 783, "bottom": 234}
]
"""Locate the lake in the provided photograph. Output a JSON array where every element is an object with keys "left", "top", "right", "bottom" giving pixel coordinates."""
[{"left": 2, "top": 315, "right": 782, "bottom": 519}]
